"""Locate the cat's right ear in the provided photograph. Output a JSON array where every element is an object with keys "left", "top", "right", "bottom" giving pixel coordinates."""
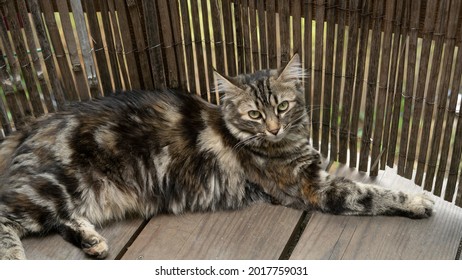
[{"left": 213, "top": 71, "right": 243, "bottom": 95}]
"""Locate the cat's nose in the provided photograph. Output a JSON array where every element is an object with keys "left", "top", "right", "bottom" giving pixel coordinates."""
[{"left": 268, "top": 128, "right": 279, "bottom": 135}]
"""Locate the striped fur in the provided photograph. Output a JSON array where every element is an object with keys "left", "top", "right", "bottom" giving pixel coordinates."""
[{"left": 0, "top": 54, "right": 433, "bottom": 259}]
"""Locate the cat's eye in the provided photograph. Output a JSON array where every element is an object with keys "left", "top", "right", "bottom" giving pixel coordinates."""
[
  {"left": 248, "top": 110, "right": 262, "bottom": 119},
  {"left": 277, "top": 101, "right": 289, "bottom": 112}
]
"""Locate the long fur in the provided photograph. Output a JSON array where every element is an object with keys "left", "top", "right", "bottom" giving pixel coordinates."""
[{"left": 0, "top": 55, "right": 433, "bottom": 259}]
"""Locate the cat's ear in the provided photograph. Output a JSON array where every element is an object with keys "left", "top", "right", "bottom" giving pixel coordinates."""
[
  {"left": 277, "top": 53, "right": 306, "bottom": 82},
  {"left": 213, "top": 71, "right": 243, "bottom": 94}
]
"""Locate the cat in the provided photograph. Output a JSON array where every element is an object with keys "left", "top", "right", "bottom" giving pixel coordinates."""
[{"left": 0, "top": 54, "right": 433, "bottom": 260}]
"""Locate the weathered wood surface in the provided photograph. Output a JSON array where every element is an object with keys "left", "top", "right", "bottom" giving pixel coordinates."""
[
  {"left": 20, "top": 161, "right": 462, "bottom": 260},
  {"left": 23, "top": 219, "right": 145, "bottom": 260},
  {"left": 290, "top": 163, "right": 462, "bottom": 259}
]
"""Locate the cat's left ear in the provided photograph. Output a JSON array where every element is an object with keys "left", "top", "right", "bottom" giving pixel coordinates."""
[
  {"left": 277, "top": 53, "right": 305, "bottom": 83},
  {"left": 213, "top": 71, "right": 243, "bottom": 95}
]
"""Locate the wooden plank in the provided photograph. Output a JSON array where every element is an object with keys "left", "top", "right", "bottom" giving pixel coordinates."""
[
  {"left": 190, "top": 0, "right": 207, "bottom": 96},
  {"left": 56, "top": 0, "right": 91, "bottom": 100},
  {"left": 107, "top": 0, "right": 131, "bottom": 89},
  {"left": 16, "top": 0, "right": 54, "bottom": 113},
  {"left": 278, "top": 0, "right": 290, "bottom": 66},
  {"left": 125, "top": 0, "right": 154, "bottom": 90},
  {"left": 70, "top": 0, "right": 100, "bottom": 97},
  {"left": 121, "top": 204, "right": 302, "bottom": 259},
  {"left": 320, "top": 0, "right": 335, "bottom": 158},
  {"left": 234, "top": 0, "right": 244, "bottom": 73},
  {"left": 290, "top": 164, "right": 462, "bottom": 259},
  {"left": 40, "top": 0, "right": 79, "bottom": 102},
  {"left": 257, "top": 0, "right": 267, "bottom": 69},
  {"left": 312, "top": 0, "right": 325, "bottom": 150},
  {"left": 241, "top": 0, "right": 252, "bottom": 73},
  {"left": 200, "top": 0, "right": 216, "bottom": 102},
  {"left": 222, "top": 0, "right": 236, "bottom": 76},
  {"left": 23, "top": 219, "right": 145, "bottom": 260},
  {"left": 84, "top": 0, "right": 113, "bottom": 94},
  {"left": 113, "top": 0, "right": 141, "bottom": 89},
  {"left": 211, "top": 0, "right": 226, "bottom": 74},
  {"left": 28, "top": 0, "right": 66, "bottom": 110},
  {"left": 168, "top": 0, "right": 188, "bottom": 91},
  {"left": 142, "top": 0, "right": 166, "bottom": 90},
  {"left": 416, "top": 1, "right": 448, "bottom": 187},
  {"left": 387, "top": 1, "right": 410, "bottom": 168},
  {"left": 3, "top": 0, "right": 45, "bottom": 117},
  {"left": 424, "top": 0, "right": 459, "bottom": 195},
  {"left": 348, "top": 0, "right": 372, "bottom": 167},
  {"left": 403, "top": 0, "right": 437, "bottom": 178},
  {"left": 266, "top": 0, "right": 277, "bottom": 68},
  {"left": 370, "top": 0, "right": 394, "bottom": 176},
  {"left": 291, "top": 0, "right": 302, "bottom": 57},
  {"left": 338, "top": 0, "right": 361, "bottom": 164},
  {"left": 179, "top": 0, "right": 195, "bottom": 92},
  {"left": 303, "top": 0, "right": 312, "bottom": 123},
  {"left": 98, "top": 0, "right": 123, "bottom": 90},
  {"left": 249, "top": 0, "right": 259, "bottom": 71},
  {"left": 381, "top": 0, "right": 405, "bottom": 169},
  {"left": 330, "top": 0, "right": 346, "bottom": 162}
]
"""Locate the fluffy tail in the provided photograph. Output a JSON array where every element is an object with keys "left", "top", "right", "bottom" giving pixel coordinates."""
[{"left": 0, "top": 218, "right": 26, "bottom": 260}]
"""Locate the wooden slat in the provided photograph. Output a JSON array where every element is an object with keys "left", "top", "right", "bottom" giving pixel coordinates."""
[
  {"left": 125, "top": 0, "right": 154, "bottom": 90},
  {"left": 266, "top": 0, "right": 277, "bottom": 68},
  {"left": 190, "top": 0, "right": 207, "bottom": 96},
  {"left": 234, "top": 0, "right": 244, "bottom": 73},
  {"left": 290, "top": 164, "right": 462, "bottom": 259},
  {"left": 107, "top": 0, "right": 131, "bottom": 89},
  {"left": 211, "top": 0, "right": 226, "bottom": 75},
  {"left": 40, "top": 0, "right": 79, "bottom": 102},
  {"left": 113, "top": 0, "right": 141, "bottom": 89},
  {"left": 0, "top": 38, "right": 23, "bottom": 130},
  {"left": 359, "top": 0, "right": 383, "bottom": 173},
  {"left": 179, "top": 0, "right": 196, "bottom": 92},
  {"left": 70, "top": 0, "right": 100, "bottom": 97},
  {"left": 278, "top": 0, "right": 289, "bottom": 66},
  {"left": 312, "top": 0, "right": 325, "bottom": 150},
  {"left": 249, "top": 0, "right": 259, "bottom": 71},
  {"left": 222, "top": 0, "right": 236, "bottom": 76},
  {"left": 397, "top": 1, "right": 418, "bottom": 174},
  {"left": 56, "top": 0, "right": 91, "bottom": 100},
  {"left": 121, "top": 204, "right": 302, "bottom": 259},
  {"left": 84, "top": 0, "right": 113, "bottom": 95},
  {"left": 320, "top": 0, "right": 335, "bottom": 158},
  {"left": 257, "top": 0, "right": 268, "bottom": 69},
  {"left": 22, "top": 219, "right": 145, "bottom": 260},
  {"left": 424, "top": 0, "right": 460, "bottom": 195},
  {"left": 303, "top": 0, "right": 312, "bottom": 111},
  {"left": 444, "top": 25, "right": 462, "bottom": 202},
  {"left": 330, "top": 0, "right": 346, "bottom": 162},
  {"left": 416, "top": 1, "right": 448, "bottom": 187},
  {"left": 169, "top": 0, "right": 188, "bottom": 91},
  {"left": 3, "top": 0, "right": 45, "bottom": 117},
  {"left": 381, "top": 0, "right": 404, "bottom": 169},
  {"left": 387, "top": 1, "right": 410, "bottom": 168},
  {"left": 16, "top": 0, "right": 54, "bottom": 113},
  {"left": 201, "top": 0, "right": 216, "bottom": 102},
  {"left": 338, "top": 0, "right": 361, "bottom": 164},
  {"left": 370, "top": 0, "right": 394, "bottom": 176},
  {"left": 403, "top": 0, "right": 437, "bottom": 178},
  {"left": 29, "top": 0, "right": 66, "bottom": 109},
  {"left": 349, "top": 0, "right": 372, "bottom": 168},
  {"left": 241, "top": 0, "right": 252, "bottom": 73},
  {"left": 291, "top": 0, "right": 302, "bottom": 57}
]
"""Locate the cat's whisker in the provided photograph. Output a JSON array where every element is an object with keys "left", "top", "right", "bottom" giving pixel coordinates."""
[{"left": 233, "top": 135, "right": 262, "bottom": 151}]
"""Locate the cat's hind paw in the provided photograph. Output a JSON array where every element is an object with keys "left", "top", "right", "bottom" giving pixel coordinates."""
[
  {"left": 81, "top": 236, "right": 109, "bottom": 259},
  {"left": 407, "top": 193, "right": 435, "bottom": 219}
]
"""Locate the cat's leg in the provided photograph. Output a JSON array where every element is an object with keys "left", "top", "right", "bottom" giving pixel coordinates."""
[
  {"left": 302, "top": 171, "right": 434, "bottom": 218},
  {"left": 0, "top": 216, "right": 27, "bottom": 260},
  {"left": 58, "top": 217, "right": 108, "bottom": 259}
]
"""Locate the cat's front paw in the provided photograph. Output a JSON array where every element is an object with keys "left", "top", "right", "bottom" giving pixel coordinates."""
[
  {"left": 406, "top": 193, "right": 435, "bottom": 219},
  {"left": 81, "top": 236, "right": 109, "bottom": 259}
]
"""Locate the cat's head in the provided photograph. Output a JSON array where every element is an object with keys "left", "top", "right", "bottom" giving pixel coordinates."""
[{"left": 215, "top": 54, "right": 309, "bottom": 145}]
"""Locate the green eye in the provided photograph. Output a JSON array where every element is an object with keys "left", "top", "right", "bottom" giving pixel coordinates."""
[
  {"left": 277, "top": 101, "right": 289, "bottom": 112},
  {"left": 248, "top": 110, "right": 262, "bottom": 119}
]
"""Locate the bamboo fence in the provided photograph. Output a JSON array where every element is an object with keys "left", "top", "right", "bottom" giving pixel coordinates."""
[{"left": 0, "top": 0, "right": 462, "bottom": 206}]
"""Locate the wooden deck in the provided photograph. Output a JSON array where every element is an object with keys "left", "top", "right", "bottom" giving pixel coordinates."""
[{"left": 22, "top": 161, "right": 462, "bottom": 260}]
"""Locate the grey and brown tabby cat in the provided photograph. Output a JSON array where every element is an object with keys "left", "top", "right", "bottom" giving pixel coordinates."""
[{"left": 0, "top": 54, "right": 433, "bottom": 259}]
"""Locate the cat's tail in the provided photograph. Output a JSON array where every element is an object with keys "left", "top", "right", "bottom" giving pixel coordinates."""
[{"left": 0, "top": 216, "right": 26, "bottom": 260}]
